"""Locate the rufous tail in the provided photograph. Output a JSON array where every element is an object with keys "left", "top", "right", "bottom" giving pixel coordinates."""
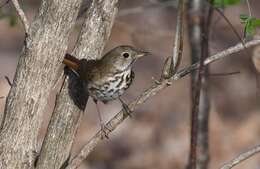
[{"left": 63, "top": 53, "right": 80, "bottom": 70}]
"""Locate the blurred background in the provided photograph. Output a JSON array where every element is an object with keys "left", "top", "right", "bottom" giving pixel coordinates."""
[{"left": 0, "top": 0, "right": 260, "bottom": 169}]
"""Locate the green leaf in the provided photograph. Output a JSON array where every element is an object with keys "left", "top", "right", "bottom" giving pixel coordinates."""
[
  {"left": 240, "top": 14, "right": 249, "bottom": 21},
  {"left": 240, "top": 14, "right": 260, "bottom": 38},
  {"left": 253, "top": 19, "right": 260, "bottom": 26},
  {"left": 245, "top": 20, "right": 254, "bottom": 37},
  {"left": 213, "top": 0, "right": 242, "bottom": 7}
]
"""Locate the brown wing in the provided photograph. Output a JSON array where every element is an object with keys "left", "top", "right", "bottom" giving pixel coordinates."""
[
  {"left": 63, "top": 54, "right": 92, "bottom": 110},
  {"left": 66, "top": 68, "right": 89, "bottom": 110},
  {"left": 77, "top": 59, "right": 99, "bottom": 81}
]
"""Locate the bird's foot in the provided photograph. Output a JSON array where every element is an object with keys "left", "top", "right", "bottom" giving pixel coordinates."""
[
  {"left": 100, "top": 123, "right": 109, "bottom": 139},
  {"left": 119, "top": 98, "right": 132, "bottom": 118},
  {"left": 121, "top": 102, "right": 132, "bottom": 118}
]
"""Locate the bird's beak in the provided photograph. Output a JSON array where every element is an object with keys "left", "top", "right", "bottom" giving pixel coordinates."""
[{"left": 136, "top": 51, "right": 149, "bottom": 59}]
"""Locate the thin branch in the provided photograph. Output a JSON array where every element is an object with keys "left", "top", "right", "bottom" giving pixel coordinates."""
[
  {"left": 210, "top": 3, "right": 245, "bottom": 45},
  {"left": 11, "top": 0, "right": 29, "bottom": 33},
  {"left": 66, "top": 39, "right": 260, "bottom": 169},
  {"left": 208, "top": 71, "right": 240, "bottom": 77},
  {"left": 246, "top": 0, "right": 252, "bottom": 17},
  {"left": 161, "top": 0, "right": 184, "bottom": 79},
  {"left": 172, "top": 0, "right": 184, "bottom": 73},
  {"left": 4, "top": 76, "right": 12, "bottom": 86},
  {"left": 0, "top": 0, "right": 10, "bottom": 8},
  {"left": 219, "top": 144, "right": 260, "bottom": 169}
]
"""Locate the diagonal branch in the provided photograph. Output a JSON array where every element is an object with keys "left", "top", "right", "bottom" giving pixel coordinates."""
[
  {"left": 219, "top": 144, "right": 260, "bottom": 169},
  {"left": 66, "top": 39, "right": 260, "bottom": 169},
  {"left": 11, "top": 0, "right": 29, "bottom": 33}
]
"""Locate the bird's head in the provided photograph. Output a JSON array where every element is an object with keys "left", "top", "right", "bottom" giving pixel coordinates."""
[{"left": 102, "top": 45, "right": 148, "bottom": 72}]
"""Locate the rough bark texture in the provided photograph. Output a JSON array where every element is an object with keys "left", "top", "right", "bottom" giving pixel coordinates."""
[
  {"left": 0, "top": 0, "right": 82, "bottom": 169},
  {"left": 74, "top": 0, "right": 118, "bottom": 59},
  {"left": 36, "top": 1, "right": 119, "bottom": 169}
]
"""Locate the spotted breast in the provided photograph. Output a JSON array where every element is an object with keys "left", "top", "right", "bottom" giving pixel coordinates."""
[{"left": 87, "top": 69, "right": 135, "bottom": 103}]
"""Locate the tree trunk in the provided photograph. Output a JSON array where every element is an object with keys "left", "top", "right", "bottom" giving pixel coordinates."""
[
  {"left": 0, "top": 0, "right": 82, "bottom": 168},
  {"left": 36, "top": 1, "right": 118, "bottom": 169}
]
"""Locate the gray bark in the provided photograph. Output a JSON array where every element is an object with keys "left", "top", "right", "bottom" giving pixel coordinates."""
[
  {"left": 0, "top": 0, "right": 82, "bottom": 169},
  {"left": 36, "top": 1, "right": 119, "bottom": 169}
]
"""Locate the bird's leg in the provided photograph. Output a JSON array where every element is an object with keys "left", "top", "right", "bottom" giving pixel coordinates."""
[
  {"left": 119, "top": 97, "right": 132, "bottom": 118},
  {"left": 93, "top": 99, "right": 109, "bottom": 139}
]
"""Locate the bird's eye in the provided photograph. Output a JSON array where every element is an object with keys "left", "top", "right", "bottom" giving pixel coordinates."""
[{"left": 122, "top": 52, "right": 130, "bottom": 58}]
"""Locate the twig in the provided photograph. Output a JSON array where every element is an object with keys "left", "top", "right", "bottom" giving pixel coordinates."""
[
  {"left": 0, "top": 0, "right": 10, "bottom": 8},
  {"left": 4, "top": 76, "right": 12, "bottom": 86},
  {"left": 246, "top": 0, "right": 252, "bottom": 17},
  {"left": 208, "top": 71, "right": 240, "bottom": 77},
  {"left": 219, "top": 144, "right": 260, "bottom": 169},
  {"left": 161, "top": 0, "right": 184, "bottom": 79},
  {"left": 210, "top": 4, "right": 245, "bottom": 45},
  {"left": 11, "top": 0, "right": 29, "bottom": 33},
  {"left": 172, "top": 0, "right": 184, "bottom": 73},
  {"left": 66, "top": 39, "right": 260, "bottom": 169}
]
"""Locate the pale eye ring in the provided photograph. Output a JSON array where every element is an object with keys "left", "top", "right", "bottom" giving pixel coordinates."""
[{"left": 122, "top": 52, "right": 130, "bottom": 58}]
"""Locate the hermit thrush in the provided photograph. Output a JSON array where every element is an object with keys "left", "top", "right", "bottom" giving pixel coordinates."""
[{"left": 63, "top": 45, "right": 148, "bottom": 135}]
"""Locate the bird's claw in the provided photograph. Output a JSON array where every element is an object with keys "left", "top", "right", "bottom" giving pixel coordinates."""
[
  {"left": 122, "top": 103, "right": 132, "bottom": 118},
  {"left": 100, "top": 123, "right": 109, "bottom": 139},
  {"left": 155, "top": 80, "right": 162, "bottom": 85}
]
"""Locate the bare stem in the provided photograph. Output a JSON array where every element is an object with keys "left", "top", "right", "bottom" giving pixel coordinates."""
[
  {"left": 4, "top": 76, "right": 12, "bottom": 87},
  {"left": 219, "top": 144, "right": 260, "bottom": 169},
  {"left": 11, "top": 0, "right": 29, "bottom": 33},
  {"left": 161, "top": 0, "right": 184, "bottom": 79},
  {"left": 172, "top": 0, "right": 184, "bottom": 73},
  {"left": 246, "top": 0, "right": 252, "bottom": 17}
]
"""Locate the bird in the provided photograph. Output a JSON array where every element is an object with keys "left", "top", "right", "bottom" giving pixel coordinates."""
[{"left": 63, "top": 45, "right": 148, "bottom": 136}]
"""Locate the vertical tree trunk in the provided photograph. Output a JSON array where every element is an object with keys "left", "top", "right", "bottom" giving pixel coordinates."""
[
  {"left": 0, "top": 0, "right": 82, "bottom": 168},
  {"left": 35, "top": 1, "right": 119, "bottom": 169}
]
